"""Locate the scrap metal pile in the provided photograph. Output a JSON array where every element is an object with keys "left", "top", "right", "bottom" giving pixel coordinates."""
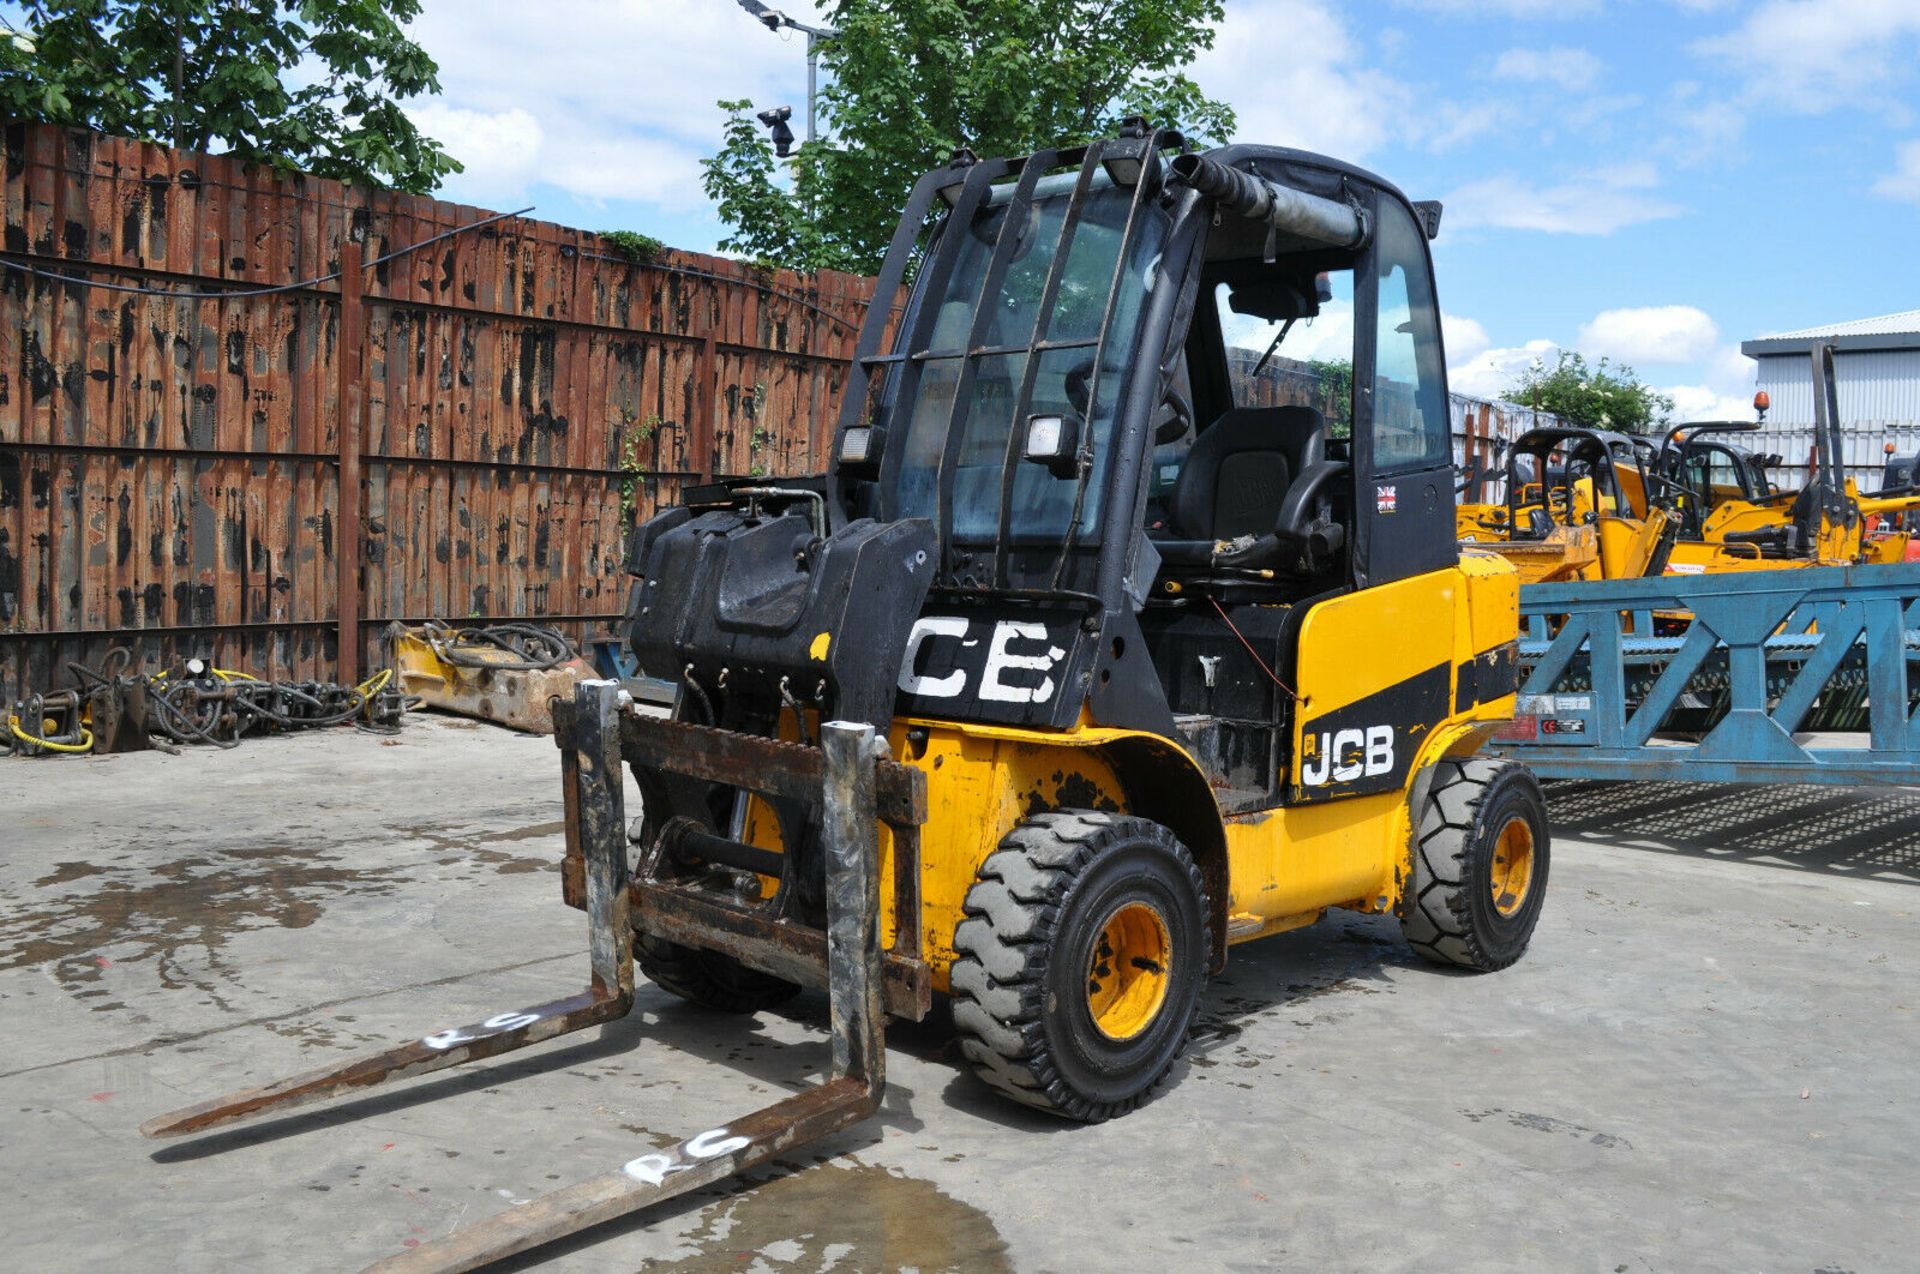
[
  {"left": 6, "top": 649, "right": 410, "bottom": 757},
  {"left": 388, "top": 620, "right": 593, "bottom": 734}
]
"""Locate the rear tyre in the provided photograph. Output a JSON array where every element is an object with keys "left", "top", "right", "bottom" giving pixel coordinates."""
[
  {"left": 1402, "top": 758, "right": 1550, "bottom": 971},
  {"left": 950, "top": 811, "right": 1209, "bottom": 1122},
  {"left": 634, "top": 930, "right": 801, "bottom": 1013}
]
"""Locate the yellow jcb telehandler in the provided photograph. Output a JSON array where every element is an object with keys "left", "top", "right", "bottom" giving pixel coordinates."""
[{"left": 145, "top": 122, "right": 1548, "bottom": 1270}]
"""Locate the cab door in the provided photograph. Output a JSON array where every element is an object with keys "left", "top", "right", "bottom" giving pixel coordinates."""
[
  {"left": 1289, "top": 193, "right": 1463, "bottom": 804},
  {"left": 1351, "top": 194, "right": 1455, "bottom": 587}
]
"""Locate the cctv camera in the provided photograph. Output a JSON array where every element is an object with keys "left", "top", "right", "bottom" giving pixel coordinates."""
[
  {"left": 756, "top": 106, "right": 796, "bottom": 158},
  {"left": 759, "top": 11, "right": 782, "bottom": 29}
]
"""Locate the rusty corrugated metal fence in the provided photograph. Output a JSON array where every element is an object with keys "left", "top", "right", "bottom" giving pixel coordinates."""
[{"left": 2, "top": 124, "right": 880, "bottom": 699}]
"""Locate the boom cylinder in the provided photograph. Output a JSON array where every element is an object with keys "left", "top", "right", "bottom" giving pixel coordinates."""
[{"left": 1170, "top": 152, "right": 1366, "bottom": 248}]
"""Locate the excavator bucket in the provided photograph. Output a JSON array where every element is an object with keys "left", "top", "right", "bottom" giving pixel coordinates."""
[{"left": 142, "top": 679, "right": 918, "bottom": 1272}]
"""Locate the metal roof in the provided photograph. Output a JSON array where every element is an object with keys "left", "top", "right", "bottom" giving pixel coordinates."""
[{"left": 1742, "top": 309, "right": 1920, "bottom": 357}]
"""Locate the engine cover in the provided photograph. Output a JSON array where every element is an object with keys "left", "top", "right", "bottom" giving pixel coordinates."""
[{"left": 628, "top": 510, "right": 936, "bottom": 732}]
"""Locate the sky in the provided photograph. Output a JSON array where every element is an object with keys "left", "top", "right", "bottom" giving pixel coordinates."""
[{"left": 18, "top": 1, "right": 1920, "bottom": 416}]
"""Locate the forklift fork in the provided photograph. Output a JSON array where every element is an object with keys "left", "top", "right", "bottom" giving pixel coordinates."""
[{"left": 141, "top": 680, "right": 911, "bottom": 1273}]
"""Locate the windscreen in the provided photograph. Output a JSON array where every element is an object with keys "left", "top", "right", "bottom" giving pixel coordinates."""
[{"left": 884, "top": 174, "right": 1171, "bottom": 549}]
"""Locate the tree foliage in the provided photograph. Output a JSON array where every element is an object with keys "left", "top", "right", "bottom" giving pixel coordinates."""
[
  {"left": 702, "top": 0, "right": 1234, "bottom": 274},
  {"left": 1506, "top": 350, "right": 1674, "bottom": 435},
  {"left": 0, "top": 0, "right": 459, "bottom": 193}
]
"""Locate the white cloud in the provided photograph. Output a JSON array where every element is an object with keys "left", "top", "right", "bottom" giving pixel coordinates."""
[
  {"left": 1658, "top": 84, "right": 1748, "bottom": 165},
  {"left": 1578, "top": 305, "right": 1721, "bottom": 366},
  {"left": 1445, "top": 310, "right": 1755, "bottom": 411},
  {"left": 1695, "top": 0, "right": 1920, "bottom": 114},
  {"left": 405, "top": 104, "right": 544, "bottom": 206},
  {"left": 1425, "top": 99, "right": 1514, "bottom": 152},
  {"left": 1192, "top": 1, "right": 1414, "bottom": 158},
  {"left": 404, "top": 0, "right": 826, "bottom": 216},
  {"left": 1394, "top": 0, "right": 1601, "bottom": 16},
  {"left": 1444, "top": 163, "right": 1683, "bottom": 234},
  {"left": 1663, "top": 383, "right": 1756, "bottom": 421},
  {"left": 1873, "top": 139, "right": 1920, "bottom": 206},
  {"left": 1443, "top": 312, "right": 1492, "bottom": 364},
  {"left": 1660, "top": 343, "right": 1761, "bottom": 420},
  {"left": 1192, "top": 2, "right": 1556, "bottom": 158},
  {"left": 545, "top": 136, "right": 711, "bottom": 212},
  {"left": 1492, "top": 46, "right": 1604, "bottom": 91},
  {"left": 1451, "top": 338, "right": 1560, "bottom": 400}
]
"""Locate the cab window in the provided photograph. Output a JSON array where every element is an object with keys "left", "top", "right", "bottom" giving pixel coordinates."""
[
  {"left": 1215, "top": 274, "right": 1355, "bottom": 436},
  {"left": 1370, "top": 200, "right": 1448, "bottom": 472}
]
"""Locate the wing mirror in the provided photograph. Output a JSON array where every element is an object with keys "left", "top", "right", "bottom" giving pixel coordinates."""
[{"left": 1023, "top": 413, "right": 1082, "bottom": 477}]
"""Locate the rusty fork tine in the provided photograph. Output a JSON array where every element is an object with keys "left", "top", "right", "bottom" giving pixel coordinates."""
[
  {"left": 142, "top": 681, "right": 636, "bottom": 1142},
  {"left": 362, "top": 1076, "right": 878, "bottom": 1274},
  {"left": 139, "top": 989, "right": 632, "bottom": 1140}
]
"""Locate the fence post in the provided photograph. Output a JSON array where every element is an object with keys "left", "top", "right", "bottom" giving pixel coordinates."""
[
  {"left": 336, "top": 221, "right": 366, "bottom": 683},
  {"left": 695, "top": 310, "right": 718, "bottom": 483}
]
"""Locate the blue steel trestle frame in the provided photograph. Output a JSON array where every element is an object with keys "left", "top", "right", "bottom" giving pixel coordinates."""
[{"left": 1491, "top": 561, "right": 1920, "bottom": 786}]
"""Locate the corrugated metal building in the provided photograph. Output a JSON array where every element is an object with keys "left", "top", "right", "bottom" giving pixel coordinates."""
[{"left": 1740, "top": 310, "right": 1920, "bottom": 485}]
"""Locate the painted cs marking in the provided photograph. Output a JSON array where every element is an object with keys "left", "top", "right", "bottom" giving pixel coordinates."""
[
  {"left": 899, "top": 617, "right": 1066, "bottom": 705},
  {"left": 1299, "top": 725, "right": 1394, "bottom": 786},
  {"left": 422, "top": 1009, "right": 545, "bottom": 1051},
  {"left": 621, "top": 1126, "right": 752, "bottom": 1185}
]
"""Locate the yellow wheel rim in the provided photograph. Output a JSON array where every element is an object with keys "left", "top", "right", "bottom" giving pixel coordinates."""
[
  {"left": 1086, "top": 902, "right": 1172, "bottom": 1042},
  {"left": 1490, "top": 816, "right": 1536, "bottom": 917}
]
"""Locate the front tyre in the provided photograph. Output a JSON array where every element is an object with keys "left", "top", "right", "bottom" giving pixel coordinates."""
[
  {"left": 950, "top": 812, "right": 1209, "bottom": 1122},
  {"left": 1402, "top": 758, "right": 1551, "bottom": 971}
]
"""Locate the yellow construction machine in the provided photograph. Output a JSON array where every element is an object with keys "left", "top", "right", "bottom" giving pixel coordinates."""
[
  {"left": 1456, "top": 426, "right": 1671, "bottom": 583},
  {"left": 145, "top": 123, "right": 1548, "bottom": 1269},
  {"left": 1656, "top": 349, "right": 1919, "bottom": 573},
  {"left": 1460, "top": 349, "right": 1920, "bottom": 588}
]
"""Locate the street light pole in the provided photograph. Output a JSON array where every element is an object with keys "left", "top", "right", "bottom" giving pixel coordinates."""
[
  {"left": 733, "top": 1, "right": 839, "bottom": 146},
  {"left": 806, "top": 29, "right": 818, "bottom": 144}
]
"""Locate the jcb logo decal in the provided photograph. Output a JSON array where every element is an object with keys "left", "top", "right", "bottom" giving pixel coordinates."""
[{"left": 1300, "top": 725, "right": 1394, "bottom": 786}]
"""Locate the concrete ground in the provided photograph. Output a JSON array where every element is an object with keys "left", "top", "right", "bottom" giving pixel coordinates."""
[{"left": 3, "top": 714, "right": 1916, "bottom": 1273}]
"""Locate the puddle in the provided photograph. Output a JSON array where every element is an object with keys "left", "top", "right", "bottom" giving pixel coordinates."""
[
  {"left": 656, "top": 1161, "right": 1010, "bottom": 1273},
  {"left": 394, "top": 821, "right": 565, "bottom": 851},
  {"left": 394, "top": 821, "right": 564, "bottom": 876},
  {"left": 1, "top": 847, "right": 408, "bottom": 1000}
]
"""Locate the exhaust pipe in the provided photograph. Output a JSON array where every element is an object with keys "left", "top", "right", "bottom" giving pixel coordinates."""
[{"left": 1170, "top": 152, "right": 1366, "bottom": 249}]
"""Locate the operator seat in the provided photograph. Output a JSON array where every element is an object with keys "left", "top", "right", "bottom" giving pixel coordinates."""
[{"left": 1168, "top": 405, "right": 1327, "bottom": 541}]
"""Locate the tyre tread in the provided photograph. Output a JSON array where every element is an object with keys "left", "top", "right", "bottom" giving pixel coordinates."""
[
  {"left": 949, "top": 811, "right": 1208, "bottom": 1122},
  {"left": 1401, "top": 757, "right": 1544, "bottom": 972}
]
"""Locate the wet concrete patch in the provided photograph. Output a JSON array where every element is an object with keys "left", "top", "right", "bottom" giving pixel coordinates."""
[
  {"left": 656, "top": 1161, "right": 1011, "bottom": 1273},
  {"left": 0, "top": 847, "right": 409, "bottom": 1000},
  {"left": 394, "top": 821, "right": 563, "bottom": 877},
  {"left": 1462, "top": 1107, "right": 1634, "bottom": 1149}
]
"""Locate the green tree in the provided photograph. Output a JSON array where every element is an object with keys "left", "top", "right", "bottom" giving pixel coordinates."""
[
  {"left": 0, "top": 1, "right": 459, "bottom": 193},
  {"left": 701, "top": 0, "right": 1234, "bottom": 274},
  {"left": 1506, "top": 350, "right": 1674, "bottom": 434}
]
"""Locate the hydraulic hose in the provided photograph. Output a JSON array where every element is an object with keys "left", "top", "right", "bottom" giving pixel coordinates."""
[
  {"left": 1169, "top": 152, "right": 1366, "bottom": 248},
  {"left": 422, "top": 620, "right": 574, "bottom": 671},
  {"left": 7, "top": 713, "right": 93, "bottom": 754}
]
